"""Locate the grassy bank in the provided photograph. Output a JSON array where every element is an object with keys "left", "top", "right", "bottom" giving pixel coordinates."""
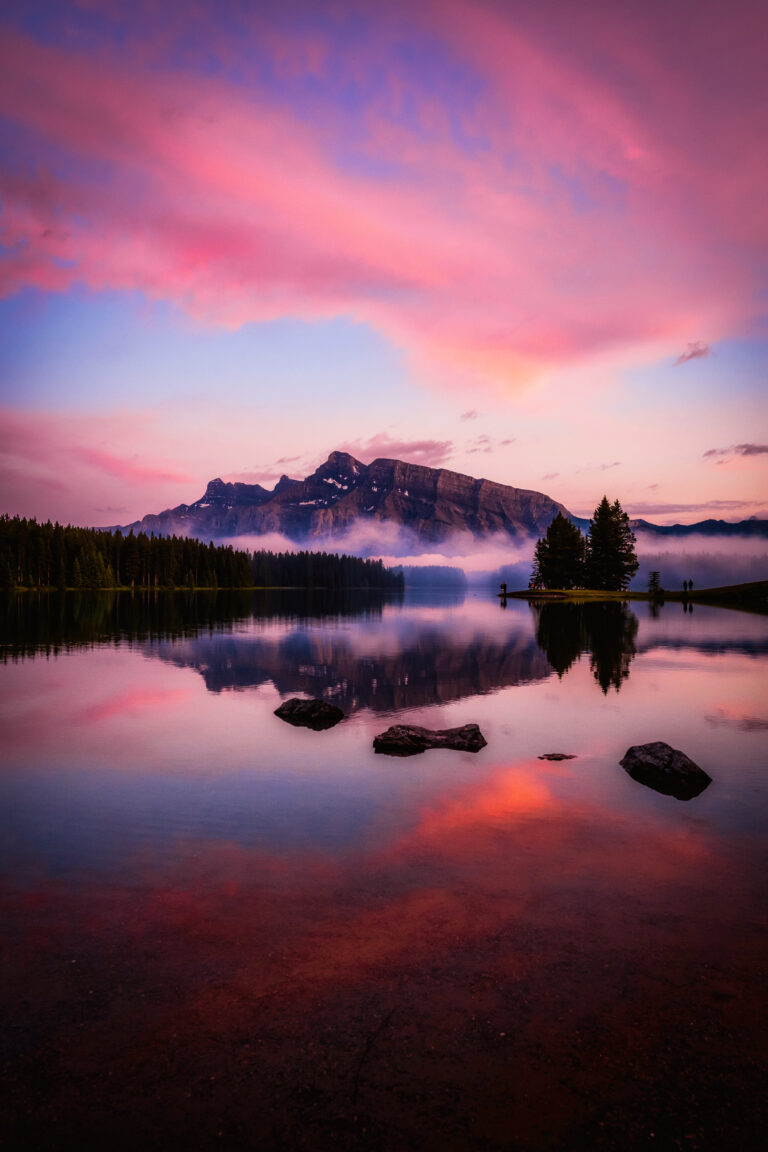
[{"left": 503, "top": 579, "right": 768, "bottom": 611}]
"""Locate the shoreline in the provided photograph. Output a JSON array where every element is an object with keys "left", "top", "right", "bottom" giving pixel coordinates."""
[{"left": 499, "top": 578, "right": 768, "bottom": 607}]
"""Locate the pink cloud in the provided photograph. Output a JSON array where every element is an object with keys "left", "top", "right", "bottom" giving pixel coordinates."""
[
  {"left": 674, "top": 342, "right": 711, "bottom": 366},
  {"left": 0, "top": 408, "right": 194, "bottom": 523},
  {"left": 78, "top": 448, "right": 190, "bottom": 484},
  {"left": 626, "top": 499, "right": 766, "bottom": 518},
  {"left": 704, "top": 444, "right": 768, "bottom": 460},
  {"left": 0, "top": 2, "right": 765, "bottom": 394},
  {"left": 337, "top": 435, "right": 454, "bottom": 468}
]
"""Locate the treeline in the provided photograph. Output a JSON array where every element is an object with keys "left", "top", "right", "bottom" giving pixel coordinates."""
[
  {"left": 392, "top": 565, "right": 468, "bottom": 590},
  {"left": 0, "top": 516, "right": 404, "bottom": 591},
  {"left": 251, "top": 549, "right": 403, "bottom": 590},
  {"left": 0, "top": 516, "right": 252, "bottom": 589}
]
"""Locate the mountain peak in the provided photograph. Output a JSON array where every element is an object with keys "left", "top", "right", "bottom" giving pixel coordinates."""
[
  {"left": 273, "top": 474, "right": 299, "bottom": 494},
  {"left": 326, "top": 450, "right": 363, "bottom": 469},
  {"left": 121, "top": 451, "right": 572, "bottom": 543}
]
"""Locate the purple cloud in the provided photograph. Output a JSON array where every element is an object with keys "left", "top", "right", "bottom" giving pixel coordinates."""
[
  {"left": 704, "top": 443, "right": 768, "bottom": 458},
  {"left": 624, "top": 499, "right": 764, "bottom": 515},
  {"left": 339, "top": 435, "right": 454, "bottom": 468},
  {"left": 674, "top": 341, "right": 711, "bottom": 365}
]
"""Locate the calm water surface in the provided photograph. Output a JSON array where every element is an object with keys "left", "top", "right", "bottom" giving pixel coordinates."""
[{"left": 1, "top": 591, "right": 767, "bottom": 1150}]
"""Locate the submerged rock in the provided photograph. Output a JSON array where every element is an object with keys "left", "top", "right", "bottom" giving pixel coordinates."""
[
  {"left": 620, "top": 741, "right": 712, "bottom": 800},
  {"left": 373, "top": 723, "right": 487, "bottom": 757},
  {"left": 538, "top": 753, "right": 577, "bottom": 761},
  {"left": 274, "top": 697, "right": 345, "bottom": 730}
]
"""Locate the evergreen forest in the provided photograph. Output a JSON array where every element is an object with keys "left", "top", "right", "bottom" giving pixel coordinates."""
[{"left": 0, "top": 516, "right": 404, "bottom": 592}]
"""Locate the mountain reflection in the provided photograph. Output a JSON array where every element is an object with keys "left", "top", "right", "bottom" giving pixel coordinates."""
[
  {"left": 4, "top": 590, "right": 767, "bottom": 712},
  {"left": 531, "top": 601, "right": 638, "bottom": 693},
  {"left": 154, "top": 623, "right": 551, "bottom": 712}
]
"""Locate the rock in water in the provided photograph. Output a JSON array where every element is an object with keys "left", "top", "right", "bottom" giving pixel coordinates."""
[
  {"left": 620, "top": 741, "right": 712, "bottom": 800},
  {"left": 373, "top": 723, "right": 487, "bottom": 757},
  {"left": 538, "top": 753, "right": 577, "bottom": 761},
  {"left": 274, "top": 698, "right": 345, "bottom": 730}
]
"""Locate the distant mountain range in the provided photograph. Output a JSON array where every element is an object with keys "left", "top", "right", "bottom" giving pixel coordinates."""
[{"left": 115, "top": 450, "right": 768, "bottom": 545}]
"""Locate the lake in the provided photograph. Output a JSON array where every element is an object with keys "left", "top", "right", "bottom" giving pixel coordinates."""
[{"left": 2, "top": 590, "right": 767, "bottom": 1151}]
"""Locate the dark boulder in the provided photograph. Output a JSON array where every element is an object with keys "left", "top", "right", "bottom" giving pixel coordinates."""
[
  {"left": 373, "top": 723, "right": 487, "bottom": 757},
  {"left": 620, "top": 741, "right": 712, "bottom": 800},
  {"left": 538, "top": 753, "right": 577, "bottom": 761},
  {"left": 274, "top": 698, "right": 345, "bottom": 730}
]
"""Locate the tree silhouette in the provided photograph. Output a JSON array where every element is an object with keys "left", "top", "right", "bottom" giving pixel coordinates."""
[
  {"left": 585, "top": 497, "right": 638, "bottom": 590},
  {"left": 530, "top": 513, "right": 586, "bottom": 589},
  {"left": 0, "top": 515, "right": 404, "bottom": 591},
  {"left": 647, "top": 570, "right": 663, "bottom": 601}
]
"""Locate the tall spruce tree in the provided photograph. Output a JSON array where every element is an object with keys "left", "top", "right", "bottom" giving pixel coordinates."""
[
  {"left": 530, "top": 513, "right": 586, "bottom": 589},
  {"left": 585, "top": 497, "right": 638, "bottom": 591}
]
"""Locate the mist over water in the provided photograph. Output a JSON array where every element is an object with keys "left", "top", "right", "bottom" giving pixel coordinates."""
[
  {"left": 225, "top": 524, "right": 768, "bottom": 590},
  {"left": 633, "top": 532, "right": 768, "bottom": 589}
]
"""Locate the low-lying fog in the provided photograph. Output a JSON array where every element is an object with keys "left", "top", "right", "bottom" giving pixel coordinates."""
[{"left": 224, "top": 523, "right": 768, "bottom": 591}]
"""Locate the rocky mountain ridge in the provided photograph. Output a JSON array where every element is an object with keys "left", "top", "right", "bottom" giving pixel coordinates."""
[
  {"left": 116, "top": 449, "right": 768, "bottom": 546},
  {"left": 119, "top": 451, "right": 572, "bottom": 543}
]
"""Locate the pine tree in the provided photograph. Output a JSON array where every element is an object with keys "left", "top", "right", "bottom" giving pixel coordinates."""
[
  {"left": 647, "top": 571, "right": 663, "bottom": 601},
  {"left": 585, "top": 497, "right": 638, "bottom": 591},
  {"left": 530, "top": 513, "right": 585, "bottom": 589}
]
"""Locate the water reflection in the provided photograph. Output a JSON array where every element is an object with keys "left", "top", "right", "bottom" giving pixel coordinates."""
[
  {"left": 0, "top": 588, "right": 396, "bottom": 660},
  {"left": 531, "top": 601, "right": 638, "bottom": 693},
  {"left": 154, "top": 614, "right": 550, "bottom": 711},
  {"left": 2, "top": 589, "right": 768, "bottom": 1148},
  {"left": 5, "top": 590, "right": 768, "bottom": 713}
]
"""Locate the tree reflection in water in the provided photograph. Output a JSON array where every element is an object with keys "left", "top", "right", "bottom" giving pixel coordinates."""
[{"left": 531, "top": 600, "right": 638, "bottom": 693}]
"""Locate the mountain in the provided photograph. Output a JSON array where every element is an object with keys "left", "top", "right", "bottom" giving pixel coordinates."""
[
  {"left": 118, "top": 451, "right": 573, "bottom": 544},
  {"left": 116, "top": 450, "right": 768, "bottom": 547},
  {"left": 629, "top": 517, "right": 768, "bottom": 538}
]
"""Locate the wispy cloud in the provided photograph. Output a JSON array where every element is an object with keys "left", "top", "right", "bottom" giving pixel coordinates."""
[
  {"left": 626, "top": 499, "right": 764, "bottom": 516},
  {"left": 79, "top": 448, "right": 190, "bottom": 484},
  {"left": 467, "top": 433, "right": 492, "bottom": 455},
  {"left": 460, "top": 410, "right": 480, "bottom": 421},
  {"left": 674, "top": 341, "right": 711, "bottom": 366},
  {"left": 338, "top": 435, "right": 454, "bottom": 468},
  {"left": 0, "top": 407, "right": 194, "bottom": 524},
  {"left": 704, "top": 443, "right": 768, "bottom": 458},
  {"left": 576, "top": 461, "right": 621, "bottom": 473}
]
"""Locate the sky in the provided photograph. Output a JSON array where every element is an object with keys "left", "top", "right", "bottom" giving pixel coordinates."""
[{"left": 0, "top": 0, "right": 766, "bottom": 529}]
